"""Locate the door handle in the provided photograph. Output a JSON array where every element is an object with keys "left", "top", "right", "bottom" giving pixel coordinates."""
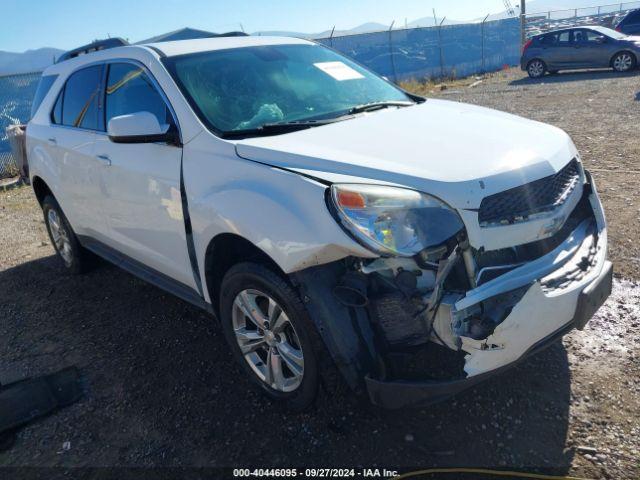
[
  {"left": 96, "top": 154, "right": 111, "bottom": 166},
  {"left": 47, "top": 137, "right": 57, "bottom": 144}
]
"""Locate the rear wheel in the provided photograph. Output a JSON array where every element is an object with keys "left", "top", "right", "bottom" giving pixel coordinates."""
[
  {"left": 612, "top": 51, "right": 636, "bottom": 72},
  {"left": 527, "top": 59, "right": 546, "bottom": 78},
  {"left": 42, "top": 195, "right": 93, "bottom": 274},
  {"left": 219, "top": 262, "right": 322, "bottom": 411}
]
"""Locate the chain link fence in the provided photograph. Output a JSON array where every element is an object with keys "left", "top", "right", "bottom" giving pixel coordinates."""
[
  {"left": 317, "top": 17, "right": 521, "bottom": 83},
  {"left": 524, "top": 1, "right": 640, "bottom": 37},
  {"left": 7, "top": 3, "right": 632, "bottom": 179},
  {"left": 0, "top": 71, "right": 42, "bottom": 179}
]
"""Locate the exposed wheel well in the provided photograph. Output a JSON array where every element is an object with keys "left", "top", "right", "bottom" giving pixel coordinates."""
[
  {"left": 204, "top": 233, "right": 287, "bottom": 314},
  {"left": 610, "top": 50, "right": 637, "bottom": 67},
  {"left": 32, "top": 176, "right": 53, "bottom": 206}
]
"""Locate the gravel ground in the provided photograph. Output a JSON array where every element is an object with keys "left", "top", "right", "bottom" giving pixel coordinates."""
[{"left": 1, "top": 69, "right": 639, "bottom": 479}]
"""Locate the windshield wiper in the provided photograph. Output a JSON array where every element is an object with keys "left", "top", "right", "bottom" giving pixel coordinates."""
[
  {"left": 222, "top": 102, "right": 416, "bottom": 139},
  {"left": 223, "top": 117, "right": 347, "bottom": 138},
  {"left": 348, "top": 101, "right": 415, "bottom": 115}
]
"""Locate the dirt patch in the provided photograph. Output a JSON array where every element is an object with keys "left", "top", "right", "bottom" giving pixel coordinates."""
[{"left": 1, "top": 69, "right": 639, "bottom": 479}]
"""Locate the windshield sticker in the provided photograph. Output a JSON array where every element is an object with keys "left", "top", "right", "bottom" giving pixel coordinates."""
[{"left": 314, "top": 61, "right": 365, "bottom": 81}]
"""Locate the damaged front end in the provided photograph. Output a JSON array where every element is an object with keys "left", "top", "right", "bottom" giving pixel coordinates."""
[{"left": 293, "top": 167, "right": 612, "bottom": 409}]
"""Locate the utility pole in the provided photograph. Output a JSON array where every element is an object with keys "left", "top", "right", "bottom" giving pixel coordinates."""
[{"left": 520, "top": 0, "right": 527, "bottom": 48}]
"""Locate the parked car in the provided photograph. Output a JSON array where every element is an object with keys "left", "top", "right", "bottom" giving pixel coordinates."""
[
  {"left": 521, "top": 25, "right": 640, "bottom": 78},
  {"left": 27, "top": 35, "right": 612, "bottom": 410},
  {"left": 615, "top": 8, "right": 640, "bottom": 35}
]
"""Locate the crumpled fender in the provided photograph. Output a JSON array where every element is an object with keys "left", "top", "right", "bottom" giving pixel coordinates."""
[{"left": 291, "top": 262, "right": 380, "bottom": 391}]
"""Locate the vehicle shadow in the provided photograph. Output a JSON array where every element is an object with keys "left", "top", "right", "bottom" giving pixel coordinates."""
[
  {"left": 0, "top": 256, "right": 574, "bottom": 474},
  {"left": 510, "top": 68, "right": 640, "bottom": 86}
]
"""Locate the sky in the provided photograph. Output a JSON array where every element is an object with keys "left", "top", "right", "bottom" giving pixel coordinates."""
[{"left": 0, "top": 0, "right": 510, "bottom": 53}]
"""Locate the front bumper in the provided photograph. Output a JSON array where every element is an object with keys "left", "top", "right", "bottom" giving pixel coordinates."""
[
  {"left": 365, "top": 173, "right": 612, "bottom": 409},
  {"left": 365, "top": 261, "right": 612, "bottom": 409}
]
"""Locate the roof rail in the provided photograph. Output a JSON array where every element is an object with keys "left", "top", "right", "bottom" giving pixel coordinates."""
[{"left": 56, "top": 38, "right": 129, "bottom": 63}]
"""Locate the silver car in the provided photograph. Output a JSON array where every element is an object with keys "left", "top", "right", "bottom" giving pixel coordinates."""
[{"left": 521, "top": 26, "right": 640, "bottom": 78}]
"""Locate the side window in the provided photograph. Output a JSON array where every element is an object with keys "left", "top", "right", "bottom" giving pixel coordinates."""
[
  {"left": 581, "top": 30, "right": 605, "bottom": 44},
  {"left": 51, "top": 89, "right": 63, "bottom": 124},
  {"left": 557, "top": 31, "right": 571, "bottom": 45},
  {"left": 61, "top": 65, "right": 103, "bottom": 130},
  {"left": 105, "top": 63, "right": 171, "bottom": 129},
  {"left": 573, "top": 30, "right": 586, "bottom": 44},
  {"left": 541, "top": 33, "right": 557, "bottom": 46}
]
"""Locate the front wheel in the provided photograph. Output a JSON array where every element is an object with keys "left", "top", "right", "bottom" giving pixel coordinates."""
[
  {"left": 527, "top": 59, "right": 547, "bottom": 78},
  {"left": 612, "top": 51, "right": 636, "bottom": 72},
  {"left": 219, "top": 262, "right": 321, "bottom": 411}
]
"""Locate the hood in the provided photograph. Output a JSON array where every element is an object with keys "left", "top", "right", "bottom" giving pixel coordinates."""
[{"left": 234, "top": 99, "right": 578, "bottom": 209}]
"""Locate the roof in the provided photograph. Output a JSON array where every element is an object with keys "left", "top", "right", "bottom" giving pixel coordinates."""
[
  {"left": 136, "top": 27, "right": 221, "bottom": 44},
  {"left": 42, "top": 35, "right": 315, "bottom": 76},
  {"left": 143, "top": 35, "right": 313, "bottom": 57}
]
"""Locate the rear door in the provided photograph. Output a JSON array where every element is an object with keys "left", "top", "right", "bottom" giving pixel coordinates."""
[
  {"left": 541, "top": 30, "right": 575, "bottom": 68},
  {"left": 554, "top": 30, "right": 577, "bottom": 66},
  {"left": 48, "top": 64, "right": 109, "bottom": 240},
  {"left": 92, "top": 61, "right": 196, "bottom": 289}
]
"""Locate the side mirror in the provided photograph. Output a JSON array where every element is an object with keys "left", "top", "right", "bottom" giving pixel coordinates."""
[
  {"left": 595, "top": 36, "right": 606, "bottom": 44},
  {"left": 107, "top": 111, "right": 179, "bottom": 145}
]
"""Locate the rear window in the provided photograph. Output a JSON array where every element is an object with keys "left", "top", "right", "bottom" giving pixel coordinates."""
[
  {"left": 60, "top": 65, "right": 104, "bottom": 130},
  {"left": 30, "top": 75, "right": 58, "bottom": 119},
  {"left": 626, "top": 10, "right": 640, "bottom": 23}
]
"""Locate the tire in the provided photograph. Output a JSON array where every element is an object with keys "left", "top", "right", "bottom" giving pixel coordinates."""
[
  {"left": 42, "top": 195, "right": 93, "bottom": 274},
  {"left": 219, "top": 262, "right": 324, "bottom": 411},
  {"left": 611, "top": 51, "right": 636, "bottom": 72},
  {"left": 527, "top": 59, "right": 547, "bottom": 78}
]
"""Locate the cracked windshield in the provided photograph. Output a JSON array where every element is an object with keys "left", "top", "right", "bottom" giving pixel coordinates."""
[{"left": 164, "top": 43, "right": 411, "bottom": 133}]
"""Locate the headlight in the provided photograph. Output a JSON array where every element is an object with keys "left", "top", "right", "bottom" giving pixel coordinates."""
[{"left": 330, "top": 184, "right": 464, "bottom": 257}]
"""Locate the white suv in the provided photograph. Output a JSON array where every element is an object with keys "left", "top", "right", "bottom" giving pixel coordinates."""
[{"left": 27, "top": 35, "right": 612, "bottom": 410}]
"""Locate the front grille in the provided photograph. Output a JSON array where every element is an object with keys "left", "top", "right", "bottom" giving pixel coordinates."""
[{"left": 478, "top": 159, "right": 581, "bottom": 226}]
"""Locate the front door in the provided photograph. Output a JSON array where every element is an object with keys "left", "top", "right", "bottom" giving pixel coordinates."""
[
  {"left": 572, "top": 29, "right": 608, "bottom": 67},
  {"left": 93, "top": 62, "right": 196, "bottom": 289}
]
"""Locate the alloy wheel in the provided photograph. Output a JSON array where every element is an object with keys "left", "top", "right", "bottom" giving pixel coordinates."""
[
  {"left": 231, "top": 289, "right": 304, "bottom": 392},
  {"left": 528, "top": 60, "right": 545, "bottom": 78},
  {"left": 613, "top": 53, "right": 633, "bottom": 72},
  {"left": 47, "top": 209, "right": 73, "bottom": 265}
]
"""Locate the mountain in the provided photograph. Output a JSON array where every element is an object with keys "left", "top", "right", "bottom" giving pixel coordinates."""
[
  {"left": 406, "top": 16, "right": 465, "bottom": 28},
  {"left": 0, "top": 48, "right": 64, "bottom": 75},
  {"left": 254, "top": 19, "right": 466, "bottom": 39},
  {"left": 255, "top": 22, "right": 391, "bottom": 39}
]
